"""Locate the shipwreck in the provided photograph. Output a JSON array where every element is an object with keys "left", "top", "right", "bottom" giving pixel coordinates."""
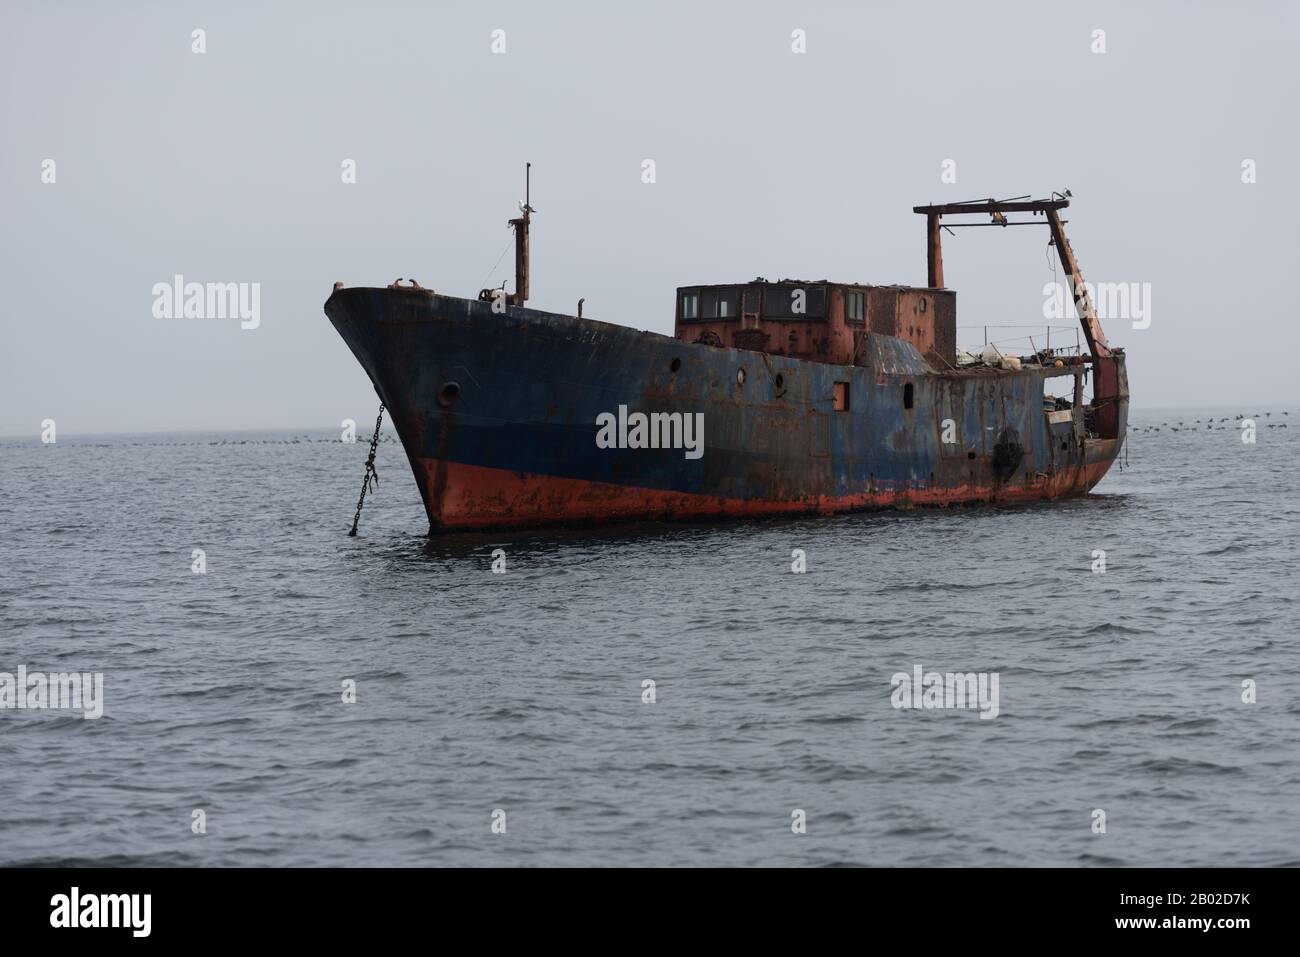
[{"left": 326, "top": 169, "right": 1129, "bottom": 532}]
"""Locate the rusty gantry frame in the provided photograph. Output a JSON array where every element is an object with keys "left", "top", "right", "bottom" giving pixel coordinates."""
[{"left": 912, "top": 194, "right": 1123, "bottom": 437}]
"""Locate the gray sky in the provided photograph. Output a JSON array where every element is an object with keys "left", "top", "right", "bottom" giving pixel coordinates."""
[{"left": 3, "top": 0, "right": 1296, "bottom": 435}]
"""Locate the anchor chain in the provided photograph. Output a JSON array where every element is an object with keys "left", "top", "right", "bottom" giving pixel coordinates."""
[{"left": 347, "top": 403, "right": 385, "bottom": 536}]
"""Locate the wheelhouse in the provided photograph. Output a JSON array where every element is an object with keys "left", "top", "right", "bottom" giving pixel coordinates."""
[{"left": 674, "top": 279, "right": 956, "bottom": 367}]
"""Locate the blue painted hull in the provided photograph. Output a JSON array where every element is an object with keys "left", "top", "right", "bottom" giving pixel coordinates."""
[{"left": 325, "top": 287, "right": 1128, "bottom": 531}]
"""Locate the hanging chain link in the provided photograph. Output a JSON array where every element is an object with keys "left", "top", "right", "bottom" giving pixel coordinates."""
[{"left": 347, "top": 403, "right": 385, "bottom": 536}]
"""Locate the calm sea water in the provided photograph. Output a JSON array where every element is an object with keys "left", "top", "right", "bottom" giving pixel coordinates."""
[{"left": 1, "top": 407, "right": 1297, "bottom": 867}]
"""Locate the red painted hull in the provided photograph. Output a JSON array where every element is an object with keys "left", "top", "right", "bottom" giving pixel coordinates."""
[{"left": 417, "top": 454, "right": 1120, "bottom": 531}]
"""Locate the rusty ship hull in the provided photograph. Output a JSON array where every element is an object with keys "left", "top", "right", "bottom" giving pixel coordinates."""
[{"left": 325, "top": 285, "right": 1128, "bottom": 533}]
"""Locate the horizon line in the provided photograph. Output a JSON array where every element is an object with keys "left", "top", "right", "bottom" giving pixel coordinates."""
[{"left": 4, "top": 401, "right": 1300, "bottom": 441}]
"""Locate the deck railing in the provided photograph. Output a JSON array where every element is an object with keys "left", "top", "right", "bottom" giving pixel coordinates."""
[{"left": 956, "top": 324, "right": 1083, "bottom": 362}]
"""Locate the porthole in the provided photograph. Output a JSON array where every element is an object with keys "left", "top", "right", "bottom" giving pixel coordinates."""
[
  {"left": 737, "top": 367, "right": 746, "bottom": 386},
  {"left": 670, "top": 357, "right": 681, "bottom": 373},
  {"left": 437, "top": 381, "right": 461, "bottom": 408},
  {"left": 774, "top": 373, "right": 784, "bottom": 389}
]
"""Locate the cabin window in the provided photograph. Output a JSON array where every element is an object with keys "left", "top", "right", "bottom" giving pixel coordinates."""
[
  {"left": 763, "top": 284, "right": 826, "bottom": 319},
  {"left": 702, "top": 288, "right": 737, "bottom": 319},
  {"left": 846, "top": 290, "right": 865, "bottom": 323},
  {"left": 680, "top": 291, "right": 699, "bottom": 320},
  {"left": 833, "top": 381, "right": 850, "bottom": 411},
  {"left": 903, "top": 383, "right": 914, "bottom": 409}
]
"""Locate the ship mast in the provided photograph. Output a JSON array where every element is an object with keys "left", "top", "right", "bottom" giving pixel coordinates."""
[{"left": 507, "top": 163, "right": 533, "bottom": 306}]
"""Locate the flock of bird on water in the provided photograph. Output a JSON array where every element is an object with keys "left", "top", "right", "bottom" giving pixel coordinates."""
[{"left": 1129, "top": 411, "right": 1291, "bottom": 433}]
